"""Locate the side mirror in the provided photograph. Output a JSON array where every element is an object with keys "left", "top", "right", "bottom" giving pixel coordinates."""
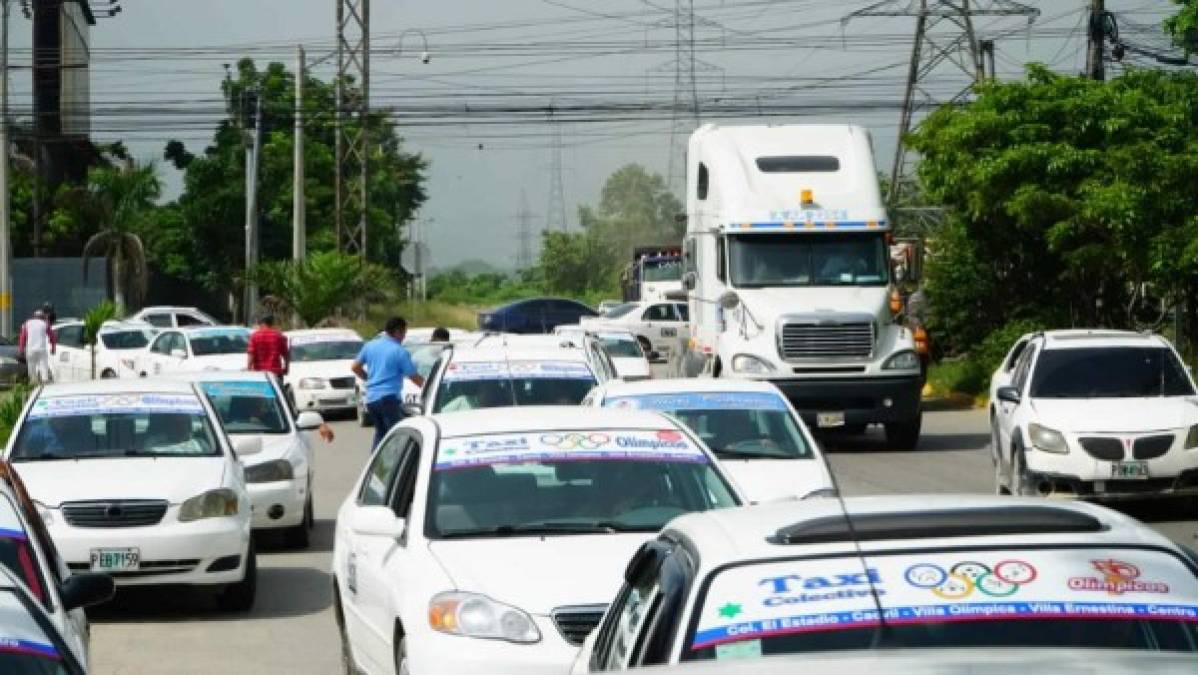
[
  {"left": 233, "top": 436, "right": 263, "bottom": 456},
  {"left": 646, "top": 350, "right": 661, "bottom": 362},
  {"left": 718, "top": 291, "right": 741, "bottom": 310},
  {"left": 682, "top": 272, "right": 697, "bottom": 291},
  {"left": 352, "top": 506, "right": 406, "bottom": 538},
  {"left": 402, "top": 403, "right": 423, "bottom": 418},
  {"left": 59, "top": 572, "right": 115, "bottom": 611},
  {"left": 996, "top": 386, "right": 1022, "bottom": 405},
  {"left": 170, "top": 348, "right": 187, "bottom": 359},
  {"left": 295, "top": 411, "right": 324, "bottom": 431}
]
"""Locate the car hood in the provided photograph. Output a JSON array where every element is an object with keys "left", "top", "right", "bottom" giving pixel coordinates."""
[
  {"left": 428, "top": 534, "right": 649, "bottom": 615},
  {"left": 1030, "top": 396, "right": 1198, "bottom": 434},
  {"left": 192, "top": 354, "right": 247, "bottom": 371},
  {"left": 14, "top": 456, "right": 228, "bottom": 507},
  {"left": 287, "top": 360, "right": 356, "bottom": 382},
  {"left": 718, "top": 458, "right": 833, "bottom": 503},
  {"left": 232, "top": 433, "right": 297, "bottom": 466}
]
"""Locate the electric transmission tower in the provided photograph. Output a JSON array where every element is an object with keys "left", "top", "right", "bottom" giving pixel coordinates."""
[
  {"left": 336, "top": 0, "right": 370, "bottom": 257},
  {"left": 844, "top": 1, "right": 1038, "bottom": 232},
  {"left": 515, "top": 190, "right": 537, "bottom": 269},
  {"left": 546, "top": 116, "right": 568, "bottom": 232}
]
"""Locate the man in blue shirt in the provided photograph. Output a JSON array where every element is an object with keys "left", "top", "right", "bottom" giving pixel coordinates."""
[{"left": 351, "top": 317, "right": 426, "bottom": 449}]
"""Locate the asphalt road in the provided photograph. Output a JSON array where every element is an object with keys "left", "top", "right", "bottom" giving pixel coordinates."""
[{"left": 87, "top": 406, "right": 1198, "bottom": 674}]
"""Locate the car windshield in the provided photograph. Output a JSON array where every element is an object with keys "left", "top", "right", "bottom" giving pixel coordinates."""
[
  {"left": 606, "top": 392, "right": 812, "bottom": 459},
  {"left": 685, "top": 547, "right": 1198, "bottom": 661},
  {"left": 12, "top": 393, "right": 219, "bottom": 460},
  {"left": 289, "top": 339, "right": 363, "bottom": 362},
  {"left": 426, "top": 428, "right": 737, "bottom": 538},
  {"left": 432, "top": 361, "right": 597, "bottom": 412},
  {"left": 729, "top": 233, "right": 889, "bottom": 288},
  {"left": 603, "top": 304, "right": 638, "bottom": 319},
  {"left": 410, "top": 344, "right": 448, "bottom": 379},
  {"left": 200, "top": 381, "right": 288, "bottom": 434},
  {"left": 642, "top": 257, "right": 683, "bottom": 282},
  {"left": 1030, "top": 347, "right": 1195, "bottom": 398},
  {"left": 99, "top": 330, "right": 153, "bottom": 350},
  {"left": 597, "top": 336, "right": 643, "bottom": 358},
  {"left": 189, "top": 331, "right": 249, "bottom": 356},
  {"left": 0, "top": 590, "right": 72, "bottom": 674}
]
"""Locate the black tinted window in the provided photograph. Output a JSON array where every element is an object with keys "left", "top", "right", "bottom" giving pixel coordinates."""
[
  {"left": 1031, "top": 347, "right": 1194, "bottom": 398},
  {"left": 756, "top": 156, "right": 840, "bottom": 173}
]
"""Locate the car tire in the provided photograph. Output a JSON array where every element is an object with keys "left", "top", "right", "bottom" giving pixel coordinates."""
[
  {"left": 1010, "top": 446, "right": 1037, "bottom": 497},
  {"left": 284, "top": 496, "right": 313, "bottom": 549},
  {"left": 884, "top": 414, "right": 922, "bottom": 450},
  {"left": 394, "top": 634, "right": 410, "bottom": 675},
  {"left": 100, "top": 369, "right": 117, "bottom": 379},
  {"left": 217, "top": 546, "right": 257, "bottom": 612}
]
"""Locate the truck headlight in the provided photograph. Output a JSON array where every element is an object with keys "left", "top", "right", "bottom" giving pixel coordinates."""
[
  {"left": 1185, "top": 424, "right": 1198, "bottom": 450},
  {"left": 731, "top": 354, "right": 775, "bottom": 374},
  {"left": 883, "top": 351, "right": 920, "bottom": 371},
  {"left": 178, "top": 489, "right": 240, "bottom": 522},
  {"left": 428, "top": 592, "right": 541, "bottom": 644},
  {"left": 298, "top": 378, "right": 328, "bottom": 390},
  {"left": 1028, "top": 423, "right": 1068, "bottom": 454},
  {"left": 244, "top": 459, "right": 295, "bottom": 483}
]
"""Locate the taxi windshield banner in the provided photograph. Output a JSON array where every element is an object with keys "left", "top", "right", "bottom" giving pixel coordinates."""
[
  {"left": 199, "top": 381, "right": 276, "bottom": 399},
  {"left": 441, "top": 360, "right": 593, "bottom": 382},
  {"left": 191, "top": 328, "right": 248, "bottom": 339},
  {"left": 287, "top": 332, "right": 360, "bottom": 346},
  {"left": 691, "top": 548, "right": 1198, "bottom": 651},
  {"left": 435, "top": 429, "right": 708, "bottom": 471},
  {"left": 28, "top": 393, "right": 205, "bottom": 419},
  {"left": 606, "top": 392, "right": 788, "bottom": 413}
]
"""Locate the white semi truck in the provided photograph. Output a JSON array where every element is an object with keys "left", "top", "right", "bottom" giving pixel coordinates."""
[{"left": 676, "top": 123, "right": 924, "bottom": 448}]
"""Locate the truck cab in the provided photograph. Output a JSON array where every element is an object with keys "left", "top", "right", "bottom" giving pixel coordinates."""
[
  {"left": 622, "top": 247, "right": 684, "bottom": 303},
  {"left": 678, "top": 124, "right": 923, "bottom": 448}
]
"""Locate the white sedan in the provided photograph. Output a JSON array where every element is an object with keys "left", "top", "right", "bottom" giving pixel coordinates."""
[
  {"left": 190, "top": 371, "right": 323, "bottom": 548},
  {"left": 284, "top": 328, "right": 364, "bottom": 415},
  {"left": 580, "top": 301, "right": 689, "bottom": 361},
  {"left": 137, "top": 326, "right": 251, "bottom": 377},
  {"left": 555, "top": 326, "right": 653, "bottom": 381},
  {"left": 333, "top": 407, "right": 744, "bottom": 675},
  {"left": 5, "top": 380, "right": 257, "bottom": 611},
  {"left": 0, "top": 565, "right": 93, "bottom": 674},
  {"left": 584, "top": 378, "right": 835, "bottom": 502},
  {"left": 51, "top": 320, "right": 157, "bottom": 382}
]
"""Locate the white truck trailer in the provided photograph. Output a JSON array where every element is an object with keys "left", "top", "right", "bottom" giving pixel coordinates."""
[{"left": 677, "top": 123, "right": 923, "bottom": 448}]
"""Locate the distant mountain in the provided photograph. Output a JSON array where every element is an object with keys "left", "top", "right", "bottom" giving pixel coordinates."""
[{"left": 429, "top": 258, "right": 512, "bottom": 277}]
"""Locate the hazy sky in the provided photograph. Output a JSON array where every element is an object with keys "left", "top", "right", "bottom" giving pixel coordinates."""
[{"left": 7, "top": 1, "right": 1182, "bottom": 269}]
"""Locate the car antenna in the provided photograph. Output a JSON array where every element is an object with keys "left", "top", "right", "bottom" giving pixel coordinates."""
[{"left": 501, "top": 351, "right": 518, "bottom": 407}]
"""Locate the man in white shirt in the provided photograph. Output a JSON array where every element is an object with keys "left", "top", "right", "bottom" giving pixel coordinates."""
[{"left": 18, "top": 309, "right": 56, "bottom": 384}]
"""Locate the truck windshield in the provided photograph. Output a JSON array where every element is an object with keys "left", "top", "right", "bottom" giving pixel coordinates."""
[
  {"left": 642, "top": 257, "right": 683, "bottom": 282},
  {"left": 728, "top": 233, "right": 888, "bottom": 288}
]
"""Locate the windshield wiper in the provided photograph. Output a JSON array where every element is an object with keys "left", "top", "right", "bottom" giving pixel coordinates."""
[
  {"left": 439, "top": 521, "right": 648, "bottom": 539},
  {"left": 715, "top": 446, "right": 792, "bottom": 460}
]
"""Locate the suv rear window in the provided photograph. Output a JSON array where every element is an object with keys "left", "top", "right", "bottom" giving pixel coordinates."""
[{"left": 1031, "top": 347, "right": 1195, "bottom": 398}]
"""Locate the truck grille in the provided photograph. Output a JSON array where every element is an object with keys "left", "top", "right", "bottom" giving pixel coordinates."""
[
  {"left": 62, "top": 500, "right": 168, "bottom": 528},
  {"left": 779, "top": 319, "right": 874, "bottom": 360},
  {"left": 551, "top": 604, "right": 607, "bottom": 646},
  {"left": 328, "top": 376, "right": 355, "bottom": 390}
]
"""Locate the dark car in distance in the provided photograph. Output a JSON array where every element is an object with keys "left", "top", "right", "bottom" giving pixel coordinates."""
[{"left": 477, "top": 298, "right": 598, "bottom": 334}]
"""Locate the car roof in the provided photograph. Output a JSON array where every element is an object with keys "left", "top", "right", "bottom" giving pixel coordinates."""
[
  {"left": 596, "top": 378, "right": 781, "bottom": 397},
  {"left": 177, "top": 326, "right": 249, "bottom": 336},
  {"left": 1038, "top": 329, "right": 1166, "bottom": 350},
  {"left": 663, "top": 495, "right": 1178, "bottom": 565},
  {"left": 135, "top": 306, "right": 206, "bottom": 314},
  {"left": 285, "top": 328, "right": 362, "bottom": 341},
  {"left": 36, "top": 378, "right": 198, "bottom": 397},
  {"left": 448, "top": 345, "right": 590, "bottom": 364},
  {"left": 433, "top": 406, "right": 677, "bottom": 439}
]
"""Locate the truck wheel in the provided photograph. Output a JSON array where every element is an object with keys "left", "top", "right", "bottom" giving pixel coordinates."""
[{"left": 884, "top": 414, "right": 921, "bottom": 450}]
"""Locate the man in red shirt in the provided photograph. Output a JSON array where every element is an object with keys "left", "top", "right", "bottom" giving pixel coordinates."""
[{"left": 247, "top": 314, "right": 289, "bottom": 377}]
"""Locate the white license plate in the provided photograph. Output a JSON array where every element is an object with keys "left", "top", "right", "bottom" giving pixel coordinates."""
[
  {"left": 1110, "top": 461, "right": 1149, "bottom": 480},
  {"left": 90, "top": 548, "right": 140, "bottom": 572},
  {"left": 817, "top": 412, "right": 846, "bottom": 428}
]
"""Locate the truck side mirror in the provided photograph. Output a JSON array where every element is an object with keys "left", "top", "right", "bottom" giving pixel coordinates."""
[
  {"left": 682, "top": 272, "right": 697, "bottom": 291},
  {"left": 718, "top": 291, "right": 741, "bottom": 310}
]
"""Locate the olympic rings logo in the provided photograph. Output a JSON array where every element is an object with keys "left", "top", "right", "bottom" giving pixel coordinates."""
[
  {"left": 905, "top": 560, "right": 1037, "bottom": 600},
  {"left": 540, "top": 433, "right": 611, "bottom": 450}
]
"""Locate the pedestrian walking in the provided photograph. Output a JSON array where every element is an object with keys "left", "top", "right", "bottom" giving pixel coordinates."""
[
  {"left": 18, "top": 309, "right": 56, "bottom": 385},
  {"left": 246, "top": 314, "right": 290, "bottom": 377},
  {"left": 352, "top": 316, "right": 425, "bottom": 450}
]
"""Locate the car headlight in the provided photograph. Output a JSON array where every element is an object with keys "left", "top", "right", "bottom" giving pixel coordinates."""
[
  {"left": 1028, "top": 423, "right": 1068, "bottom": 454},
  {"left": 244, "top": 459, "right": 295, "bottom": 483},
  {"left": 298, "top": 378, "right": 328, "bottom": 390},
  {"left": 731, "top": 354, "right": 775, "bottom": 375},
  {"left": 1186, "top": 424, "right": 1198, "bottom": 450},
  {"left": 178, "top": 489, "right": 240, "bottom": 522},
  {"left": 428, "top": 592, "right": 541, "bottom": 644},
  {"left": 883, "top": 350, "right": 920, "bottom": 371}
]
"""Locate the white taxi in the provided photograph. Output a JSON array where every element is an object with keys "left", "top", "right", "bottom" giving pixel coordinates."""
[
  {"left": 4, "top": 380, "right": 257, "bottom": 611},
  {"left": 574, "top": 495, "right": 1198, "bottom": 670},
  {"left": 332, "top": 407, "right": 744, "bottom": 675},
  {"left": 0, "top": 565, "right": 92, "bottom": 675},
  {"left": 421, "top": 345, "right": 608, "bottom": 414},
  {"left": 555, "top": 326, "right": 653, "bottom": 381},
  {"left": 50, "top": 320, "right": 157, "bottom": 382},
  {"left": 284, "top": 328, "right": 363, "bottom": 415},
  {"left": 189, "top": 372, "right": 323, "bottom": 548},
  {"left": 138, "top": 326, "right": 251, "bottom": 377},
  {"left": 580, "top": 301, "right": 689, "bottom": 362},
  {"left": 584, "top": 379, "right": 835, "bottom": 502}
]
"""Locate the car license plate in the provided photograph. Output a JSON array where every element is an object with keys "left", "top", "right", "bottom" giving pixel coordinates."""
[
  {"left": 817, "top": 412, "right": 846, "bottom": 428},
  {"left": 1110, "top": 461, "right": 1149, "bottom": 480},
  {"left": 90, "top": 548, "right": 140, "bottom": 572}
]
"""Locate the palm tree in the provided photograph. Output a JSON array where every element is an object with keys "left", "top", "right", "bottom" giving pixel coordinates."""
[{"left": 80, "top": 162, "right": 160, "bottom": 308}]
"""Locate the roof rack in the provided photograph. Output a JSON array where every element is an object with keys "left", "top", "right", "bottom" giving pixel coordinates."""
[{"left": 767, "top": 506, "right": 1106, "bottom": 545}]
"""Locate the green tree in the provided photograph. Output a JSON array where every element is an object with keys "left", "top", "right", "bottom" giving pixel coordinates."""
[
  {"left": 538, "top": 229, "right": 618, "bottom": 297},
  {"left": 1166, "top": 0, "right": 1198, "bottom": 53},
  {"left": 578, "top": 164, "right": 683, "bottom": 260},
  {"left": 908, "top": 65, "right": 1198, "bottom": 354},
  {"left": 253, "top": 250, "right": 395, "bottom": 327},
  {"left": 83, "top": 300, "right": 123, "bottom": 379}
]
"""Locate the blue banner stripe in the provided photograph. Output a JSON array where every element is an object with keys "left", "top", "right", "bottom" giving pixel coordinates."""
[
  {"left": 731, "top": 220, "right": 887, "bottom": 231},
  {"left": 607, "top": 392, "right": 788, "bottom": 412}
]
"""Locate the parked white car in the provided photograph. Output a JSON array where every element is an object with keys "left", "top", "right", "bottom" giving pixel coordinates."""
[
  {"left": 284, "top": 328, "right": 363, "bottom": 416},
  {"left": 129, "top": 306, "right": 219, "bottom": 329},
  {"left": 332, "top": 407, "right": 744, "bottom": 675},
  {"left": 137, "top": 326, "right": 251, "bottom": 377},
  {"left": 5, "top": 380, "right": 257, "bottom": 611},
  {"left": 421, "top": 345, "right": 609, "bottom": 414},
  {"left": 555, "top": 326, "right": 653, "bottom": 381},
  {"left": 574, "top": 495, "right": 1198, "bottom": 670},
  {"left": 580, "top": 301, "right": 689, "bottom": 361},
  {"left": 51, "top": 320, "right": 157, "bottom": 382},
  {"left": 584, "top": 378, "right": 835, "bottom": 502},
  {"left": 189, "top": 371, "right": 323, "bottom": 548},
  {"left": 992, "top": 330, "right": 1198, "bottom": 499},
  {"left": 0, "top": 565, "right": 93, "bottom": 674}
]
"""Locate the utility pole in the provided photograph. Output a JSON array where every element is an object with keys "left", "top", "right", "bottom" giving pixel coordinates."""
[
  {"left": 1086, "top": 0, "right": 1106, "bottom": 81},
  {"left": 515, "top": 189, "right": 536, "bottom": 269},
  {"left": 244, "top": 92, "right": 263, "bottom": 321},
  {"left": 336, "top": 0, "right": 370, "bottom": 259},
  {"left": 546, "top": 117, "right": 567, "bottom": 232},
  {"left": 293, "top": 45, "right": 306, "bottom": 262},
  {"left": 0, "top": 0, "right": 11, "bottom": 337}
]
